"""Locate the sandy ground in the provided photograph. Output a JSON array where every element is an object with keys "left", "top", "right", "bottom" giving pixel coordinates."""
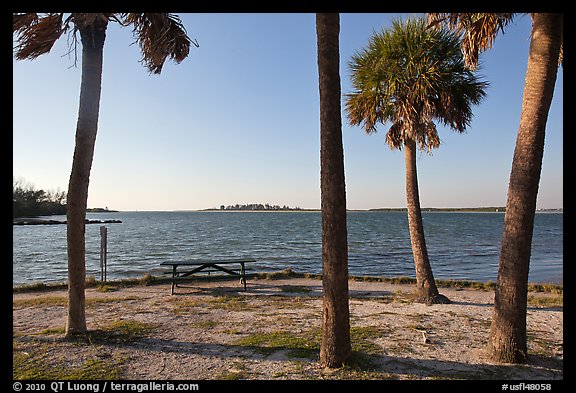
[{"left": 13, "top": 276, "right": 563, "bottom": 381}]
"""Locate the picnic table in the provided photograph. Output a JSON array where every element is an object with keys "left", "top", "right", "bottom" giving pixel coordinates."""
[{"left": 160, "top": 258, "right": 256, "bottom": 294}]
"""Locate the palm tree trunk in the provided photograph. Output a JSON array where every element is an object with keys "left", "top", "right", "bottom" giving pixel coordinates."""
[
  {"left": 487, "top": 13, "right": 562, "bottom": 363},
  {"left": 404, "top": 139, "right": 449, "bottom": 304},
  {"left": 316, "top": 12, "right": 352, "bottom": 368},
  {"left": 65, "top": 20, "right": 107, "bottom": 336}
]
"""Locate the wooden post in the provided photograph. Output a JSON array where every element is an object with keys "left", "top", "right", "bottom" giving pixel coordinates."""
[{"left": 100, "top": 226, "right": 108, "bottom": 283}]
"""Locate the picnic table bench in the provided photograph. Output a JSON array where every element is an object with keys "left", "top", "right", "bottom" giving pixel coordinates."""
[{"left": 160, "top": 258, "right": 256, "bottom": 294}]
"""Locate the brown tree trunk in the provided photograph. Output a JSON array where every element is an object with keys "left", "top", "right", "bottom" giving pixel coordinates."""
[
  {"left": 404, "top": 139, "right": 449, "bottom": 304},
  {"left": 66, "top": 18, "right": 107, "bottom": 336},
  {"left": 316, "top": 12, "right": 352, "bottom": 368},
  {"left": 487, "top": 13, "right": 562, "bottom": 363}
]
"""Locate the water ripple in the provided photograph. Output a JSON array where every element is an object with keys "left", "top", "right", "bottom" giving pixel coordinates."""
[{"left": 13, "top": 211, "right": 562, "bottom": 285}]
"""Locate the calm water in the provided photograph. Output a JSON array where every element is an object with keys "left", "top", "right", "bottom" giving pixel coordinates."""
[{"left": 12, "top": 211, "right": 563, "bottom": 286}]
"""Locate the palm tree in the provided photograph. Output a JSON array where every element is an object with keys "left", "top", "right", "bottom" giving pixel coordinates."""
[
  {"left": 13, "top": 13, "right": 196, "bottom": 336},
  {"left": 316, "top": 13, "right": 352, "bottom": 368},
  {"left": 427, "top": 13, "right": 563, "bottom": 363},
  {"left": 345, "top": 17, "right": 488, "bottom": 304}
]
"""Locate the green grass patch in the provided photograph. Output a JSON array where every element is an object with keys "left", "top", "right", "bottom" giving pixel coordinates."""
[
  {"left": 350, "top": 326, "right": 389, "bottom": 354},
  {"left": 256, "top": 268, "right": 302, "bottom": 280},
  {"left": 528, "top": 283, "right": 563, "bottom": 294},
  {"left": 359, "top": 290, "right": 412, "bottom": 304},
  {"left": 263, "top": 295, "right": 315, "bottom": 310},
  {"left": 278, "top": 285, "right": 312, "bottom": 294},
  {"left": 59, "top": 320, "right": 158, "bottom": 345},
  {"left": 95, "top": 320, "right": 156, "bottom": 341},
  {"left": 527, "top": 294, "right": 563, "bottom": 308},
  {"left": 13, "top": 273, "right": 165, "bottom": 294},
  {"left": 33, "top": 320, "right": 157, "bottom": 343},
  {"left": 39, "top": 327, "right": 66, "bottom": 335},
  {"left": 235, "top": 324, "right": 388, "bottom": 362},
  {"left": 13, "top": 282, "right": 68, "bottom": 293},
  {"left": 213, "top": 361, "right": 251, "bottom": 380},
  {"left": 13, "top": 346, "right": 125, "bottom": 380},
  {"left": 191, "top": 319, "right": 219, "bottom": 329},
  {"left": 19, "top": 318, "right": 155, "bottom": 375},
  {"left": 13, "top": 295, "right": 67, "bottom": 308},
  {"left": 435, "top": 279, "right": 496, "bottom": 291},
  {"left": 207, "top": 295, "right": 255, "bottom": 311},
  {"left": 13, "top": 295, "right": 140, "bottom": 309},
  {"left": 95, "top": 284, "right": 119, "bottom": 293},
  {"left": 86, "top": 296, "right": 141, "bottom": 306},
  {"left": 349, "top": 275, "right": 563, "bottom": 294},
  {"left": 235, "top": 329, "right": 321, "bottom": 358},
  {"left": 172, "top": 298, "right": 204, "bottom": 314}
]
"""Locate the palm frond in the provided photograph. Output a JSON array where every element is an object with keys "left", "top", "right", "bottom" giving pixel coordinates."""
[
  {"left": 345, "top": 90, "right": 393, "bottom": 134},
  {"left": 345, "top": 16, "right": 488, "bottom": 152},
  {"left": 123, "top": 13, "right": 196, "bottom": 74},
  {"left": 385, "top": 122, "right": 405, "bottom": 150},
  {"left": 13, "top": 13, "right": 68, "bottom": 60},
  {"left": 13, "top": 13, "right": 38, "bottom": 33},
  {"left": 427, "top": 13, "right": 516, "bottom": 69}
]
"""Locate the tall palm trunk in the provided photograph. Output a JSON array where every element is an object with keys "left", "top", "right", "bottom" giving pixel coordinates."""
[
  {"left": 66, "top": 19, "right": 107, "bottom": 336},
  {"left": 404, "top": 139, "right": 449, "bottom": 304},
  {"left": 487, "top": 13, "right": 562, "bottom": 363},
  {"left": 316, "top": 12, "right": 352, "bottom": 368}
]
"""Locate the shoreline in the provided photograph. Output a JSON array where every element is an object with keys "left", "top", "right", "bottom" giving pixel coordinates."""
[
  {"left": 38, "top": 208, "right": 561, "bottom": 213},
  {"left": 13, "top": 274, "right": 563, "bottom": 380},
  {"left": 12, "top": 270, "right": 563, "bottom": 294},
  {"left": 13, "top": 217, "right": 122, "bottom": 225}
]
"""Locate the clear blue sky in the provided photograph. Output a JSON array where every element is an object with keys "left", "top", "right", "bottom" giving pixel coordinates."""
[{"left": 13, "top": 13, "right": 563, "bottom": 211}]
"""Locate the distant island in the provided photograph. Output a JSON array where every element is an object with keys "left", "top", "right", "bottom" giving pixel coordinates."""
[
  {"left": 368, "top": 206, "right": 507, "bottom": 212},
  {"left": 368, "top": 207, "right": 562, "bottom": 213},
  {"left": 201, "top": 204, "right": 563, "bottom": 213},
  {"left": 203, "top": 203, "right": 309, "bottom": 211},
  {"left": 87, "top": 207, "right": 119, "bottom": 213}
]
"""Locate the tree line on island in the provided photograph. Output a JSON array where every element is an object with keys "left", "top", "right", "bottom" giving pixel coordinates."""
[
  {"left": 13, "top": 177, "right": 66, "bottom": 218},
  {"left": 211, "top": 203, "right": 305, "bottom": 211},
  {"left": 13, "top": 177, "right": 118, "bottom": 219},
  {"left": 13, "top": 12, "right": 561, "bottom": 370}
]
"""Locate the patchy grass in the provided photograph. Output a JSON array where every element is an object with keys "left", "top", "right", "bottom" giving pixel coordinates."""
[
  {"left": 265, "top": 295, "right": 316, "bottom": 311},
  {"left": 91, "top": 320, "right": 157, "bottom": 343},
  {"left": 13, "top": 320, "right": 154, "bottom": 378},
  {"left": 256, "top": 268, "right": 302, "bottom": 280},
  {"left": 13, "top": 342, "right": 126, "bottom": 380},
  {"left": 528, "top": 283, "right": 563, "bottom": 294},
  {"left": 13, "top": 273, "right": 165, "bottom": 294},
  {"left": 95, "top": 284, "right": 118, "bottom": 293},
  {"left": 436, "top": 279, "right": 496, "bottom": 291},
  {"left": 87, "top": 296, "right": 141, "bottom": 306},
  {"left": 207, "top": 295, "right": 256, "bottom": 311},
  {"left": 13, "top": 295, "right": 140, "bottom": 309},
  {"left": 14, "top": 270, "right": 562, "bottom": 296},
  {"left": 39, "top": 327, "right": 66, "bottom": 335},
  {"left": 278, "top": 285, "right": 312, "bottom": 294},
  {"left": 362, "top": 290, "right": 413, "bottom": 304},
  {"left": 213, "top": 361, "right": 251, "bottom": 380},
  {"left": 35, "top": 319, "right": 157, "bottom": 343},
  {"left": 171, "top": 293, "right": 262, "bottom": 313},
  {"left": 235, "top": 329, "right": 321, "bottom": 358},
  {"left": 527, "top": 294, "right": 563, "bottom": 308},
  {"left": 350, "top": 326, "right": 389, "bottom": 354},
  {"left": 190, "top": 319, "right": 219, "bottom": 329},
  {"left": 13, "top": 296, "right": 67, "bottom": 308},
  {"left": 171, "top": 298, "right": 205, "bottom": 314},
  {"left": 235, "top": 324, "right": 389, "bottom": 363},
  {"left": 13, "top": 282, "right": 68, "bottom": 293}
]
